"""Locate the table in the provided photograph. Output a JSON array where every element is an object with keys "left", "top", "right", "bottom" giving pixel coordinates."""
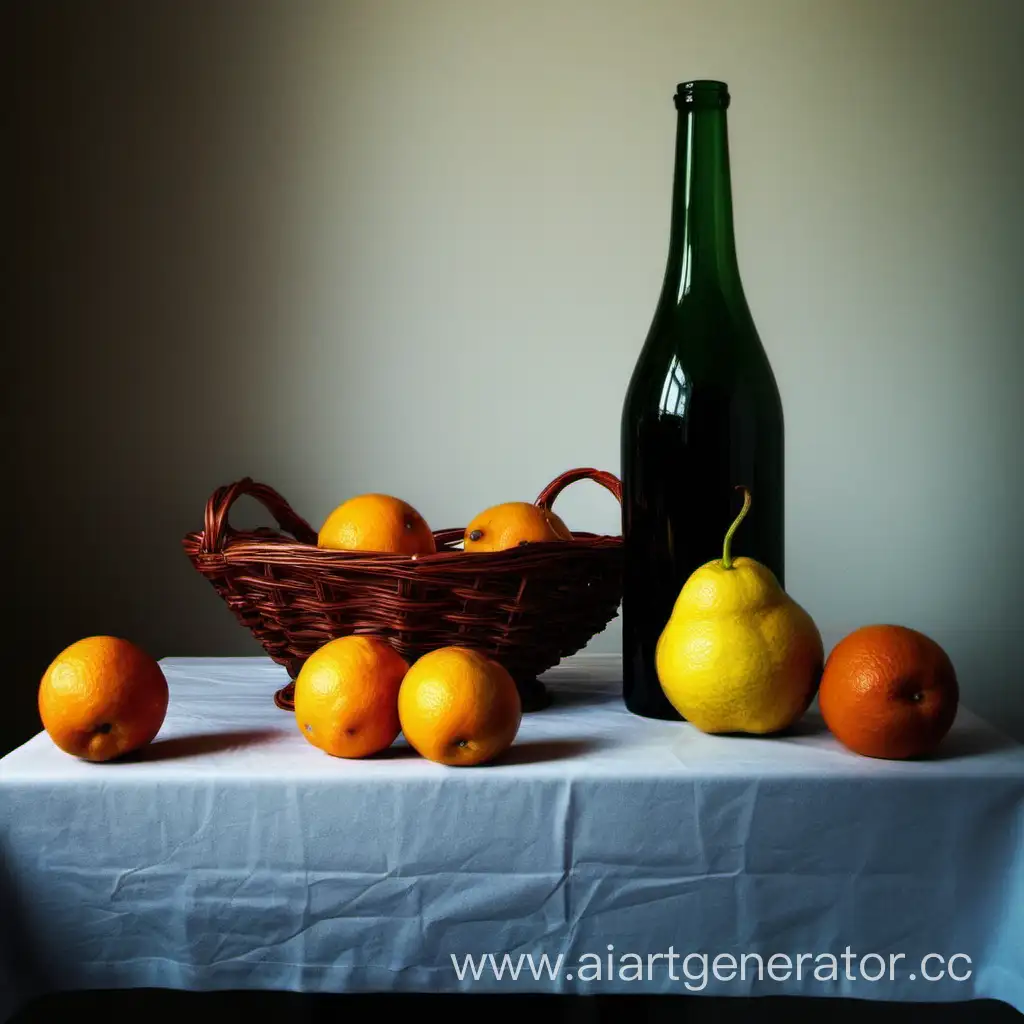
[{"left": 1, "top": 654, "right": 1022, "bottom": 1022}]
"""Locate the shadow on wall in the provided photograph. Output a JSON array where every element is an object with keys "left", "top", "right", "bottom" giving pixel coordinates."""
[
  {"left": 5, "top": 3, "right": 294, "bottom": 751},
  {"left": 5, "top": 0, "right": 1024, "bottom": 754}
]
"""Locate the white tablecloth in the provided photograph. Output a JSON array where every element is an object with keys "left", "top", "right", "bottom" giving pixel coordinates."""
[{"left": 1, "top": 654, "right": 1022, "bottom": 1020}]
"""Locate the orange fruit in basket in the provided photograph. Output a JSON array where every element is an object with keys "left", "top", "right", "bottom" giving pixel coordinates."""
[
  {"left": 318, "top": 493, "right": 436, "bottom": 555},
  {"left": 464, "top": 502, "right": 572, "bottom": 552},
  {"left": 38, "top": 636, "right": 169, "bottom": 761},
  {"left": 546, "top": 509, "right": 572, "bottom": 539},
  {"left": 818, "top": 624, "right": 959, "bottom": 759},
  {"left": 294, "top": 635, "right": 409, "bottom": 758},
  {"left": 398, "top": 647, "right": 522, "bottom": 765}
]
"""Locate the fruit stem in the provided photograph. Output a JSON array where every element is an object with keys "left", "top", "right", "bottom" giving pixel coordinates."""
[{"left": 722, "top": 486, "right": 751, "bottom": 570}]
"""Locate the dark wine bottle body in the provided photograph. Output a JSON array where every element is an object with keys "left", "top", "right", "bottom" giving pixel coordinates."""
[{"left": 620, "top": 81, "right": 784, "bottom": 720}]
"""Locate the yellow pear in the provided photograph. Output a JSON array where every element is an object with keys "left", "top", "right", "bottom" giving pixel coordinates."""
[{"left": 656, "top": 488, "right": 823, "bottom": 734}]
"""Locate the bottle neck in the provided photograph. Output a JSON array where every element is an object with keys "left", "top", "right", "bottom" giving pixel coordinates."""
[{"left": 664, "top": 94, "right": 741, "bottom": 299}]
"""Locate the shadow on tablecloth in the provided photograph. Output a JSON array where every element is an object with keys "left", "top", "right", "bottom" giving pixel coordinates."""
[
  {"left": 6, "top": 989, "right": 1023, "bottom": 1024},
  {"left": 120, "top": 728, "right": 281, "bottom": 762},
  {"left": 0, "top": 842, "right": 52, "bottom": 1023}
]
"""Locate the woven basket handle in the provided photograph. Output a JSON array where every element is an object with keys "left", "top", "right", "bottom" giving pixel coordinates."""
[
  {"left": 535, "top": 467, "right": 622, "bottom": 509},
  {"left": 200, "top": 478, "right": 319, "bottom": 554}
]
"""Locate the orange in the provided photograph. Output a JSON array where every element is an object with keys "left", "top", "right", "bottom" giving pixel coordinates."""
[
  {"left": 547, "top": 510, "right": 573, "bottom": 539},
  {"left": 818, "top": 624, "right": 959, "bottom": 760},
  {"left": 397, "top": 647, "right": 521, "bottom": 765},
  {"left": 38, "top": 636, "right": 169, "bottom": 761},
  {"left": 318, "top": 494, "right": 436, "bottom": 555},
  {"left": 294, "top": 635, "right": 409, "bottom": 757},
  {"left": 464, "top": 501, "right": 572, "bottom": 552}
]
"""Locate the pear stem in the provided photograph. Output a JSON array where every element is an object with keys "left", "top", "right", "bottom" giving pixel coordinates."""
[{"left": 721, "top": 486, "right": 751, "bottom": 569}]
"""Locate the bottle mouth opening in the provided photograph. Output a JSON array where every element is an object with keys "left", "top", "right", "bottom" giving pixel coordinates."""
[{"left": 675, "top": 80, "right": 730, "bottom": 110}]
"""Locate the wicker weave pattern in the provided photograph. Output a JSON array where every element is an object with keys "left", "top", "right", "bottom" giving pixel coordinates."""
[{"left": 182, "top": 468, "right": 623, "bottom": 711}]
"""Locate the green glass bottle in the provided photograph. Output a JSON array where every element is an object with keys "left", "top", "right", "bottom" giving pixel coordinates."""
[{"left": 620, "top": 80, "right": 784, "bottom": 720}]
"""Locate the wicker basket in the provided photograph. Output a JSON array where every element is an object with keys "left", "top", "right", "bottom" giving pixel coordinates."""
[{"left": 182, "top": 467, "right": 623, "bottom": 711}]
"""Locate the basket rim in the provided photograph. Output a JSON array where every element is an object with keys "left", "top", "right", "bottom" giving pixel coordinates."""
[
  {"left": 182, "top": 527, "right": 622, "bottom": 570},
  {"left": 186, "top": 468, "right": 624, "bottom": 571}
]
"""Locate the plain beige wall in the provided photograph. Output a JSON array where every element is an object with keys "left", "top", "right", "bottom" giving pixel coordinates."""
[{"left": 7, "top": 0, "right": 1024, "bottom": 748}]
